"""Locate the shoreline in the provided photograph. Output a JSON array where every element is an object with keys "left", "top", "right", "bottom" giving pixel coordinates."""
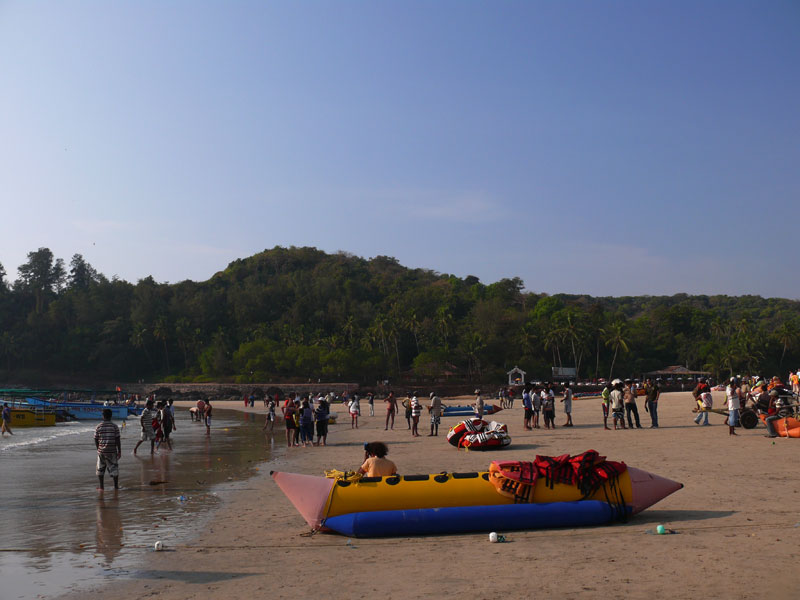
[{"left": 59, "top": 392, "right": 797, "bottom": 600}]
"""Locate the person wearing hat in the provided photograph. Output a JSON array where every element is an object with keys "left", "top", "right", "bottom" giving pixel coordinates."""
[
  {"left": 610, "top": 380, "right": 626, "bottom": 429},
  {"left": 427, "top": 391, "right": 443, "bottom": 436}
]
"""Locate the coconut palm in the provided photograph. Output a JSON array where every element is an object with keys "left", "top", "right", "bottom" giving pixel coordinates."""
[
  {"left": 601, "top": 321, "right": 629, "bottom": 381},
  {"left": 776, "top": 321, "right": 800, "bottom": 370}
]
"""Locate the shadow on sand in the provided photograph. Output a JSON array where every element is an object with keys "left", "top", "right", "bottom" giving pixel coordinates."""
[
  {"left": 130, "top": 569, "right": 262, "bottom": 584},
  {"left": 629, "top": 509, "right": 735, "bottom": 525}
]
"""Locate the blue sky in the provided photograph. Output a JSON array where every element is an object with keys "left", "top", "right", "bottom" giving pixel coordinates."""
[{"left": 1, "top": 2, "right": 798, "bottom": 297}]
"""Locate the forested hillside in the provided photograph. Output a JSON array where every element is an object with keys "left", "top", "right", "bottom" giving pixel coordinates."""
[{"left": 1, "top": 246, "right": 798, "bottom": 384}]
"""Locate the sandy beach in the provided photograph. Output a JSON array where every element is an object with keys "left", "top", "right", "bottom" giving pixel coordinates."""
[{"left": 58, "top": 392, "right": 798, "bottom": 600}]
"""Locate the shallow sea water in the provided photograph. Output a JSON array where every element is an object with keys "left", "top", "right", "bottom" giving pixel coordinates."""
[{"left": 0, "top": 409, "right": 278, "bottom": 599}]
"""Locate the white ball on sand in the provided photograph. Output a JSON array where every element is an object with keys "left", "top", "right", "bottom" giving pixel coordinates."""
[
  {"left": 489, "top": 532, "right": 498, "bottom": 543},
  {"left": 154, "top": 540, "right": 163, "bottom": 551}
]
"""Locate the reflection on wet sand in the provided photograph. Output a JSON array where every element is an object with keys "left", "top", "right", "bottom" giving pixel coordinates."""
[
  {"left": 0, "top": 409, "right": 273, "bottom": 599},
  {"left": 95, "top": 493, "right": 123, "bottom": 564}
]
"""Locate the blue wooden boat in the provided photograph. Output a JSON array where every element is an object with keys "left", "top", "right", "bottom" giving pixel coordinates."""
[{"left": 24, "top": 396, "right": 130, "bottom": 420}]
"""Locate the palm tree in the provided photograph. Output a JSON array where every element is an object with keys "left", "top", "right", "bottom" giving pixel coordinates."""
[
  {"left": 518, "top": 322, "right": 537, "bottom": 357},
  {"left": 0, "top": 331, "right": 16, "bottom": 371},
  {"left": 405, "top": 312, "right": 422, "bottom": 354},
  {"left": 129, "top": 323, "right": 154, "bottom": 369},
  {"left": 436, "top": 306, "right": 454, "bottom": 350},
  {"left": 776, "top": 321, "right": 800, "bottom": 371},
  {"left": 384, "top": 311, "right": 402, "bottom": 375},
  {"left": 710, "top": 316, "right": 729, "bottom": 342},
  {"left": 175, "top": 318, "right": 192, "bottom": 370},
  {"left": 153, "top": 315, "right": 171, "bottom": 373},
  {"left": 342, "top": 316, "right": 358, "bottom": 347},
  {"left": 561, "top": 312, "right": 586, "bottom": 378},
  {"left": 601, "top": 321, "right": 629, "bottom": 381},
  {"left": 543, "top": 326, "right": 563, "bottom": 369},
  {"left": 461, "top": 331, "right": 486, "bottom": 381}
]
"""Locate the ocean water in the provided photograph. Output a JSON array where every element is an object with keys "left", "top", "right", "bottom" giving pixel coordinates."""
[{"left": 0, "top": 410, "right": 278, "bottom": 599}]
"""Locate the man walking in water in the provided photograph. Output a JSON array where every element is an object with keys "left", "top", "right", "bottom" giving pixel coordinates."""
[
  {"left": 133, "top": 399, "right": 156, "bottom": 455},
  {"left": 1, "top": 403, "right": 13, "bottom": 436},
  {"left": 204, "top": 399, "right": 213, "bottom": 434},
  {"left": 95, "top": 408, "right": 121, "bottom": 490}
]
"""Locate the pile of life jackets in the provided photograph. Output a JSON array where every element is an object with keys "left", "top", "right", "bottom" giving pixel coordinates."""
[{"left": 446, "top": 418, "right": 511, "bottom": 450}]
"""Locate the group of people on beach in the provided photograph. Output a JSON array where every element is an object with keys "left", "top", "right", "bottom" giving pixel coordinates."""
[
  {"left": 520, "top": 384, "right": 572, "bottom": 430},
  {"left": 692, "top": 373, "right": 800, "bottom": 437},
  {"left": 381, "top": 391, "right": 443, "bottom": 437},
  {"left": 275, "top": 391, "right": 331, "bottom": 447},
  {"left": 132, "top": 397, "right": 179, "bottom": 454},
  {"left": 600, "top": 379, "right": 662, "bottom": 430}
]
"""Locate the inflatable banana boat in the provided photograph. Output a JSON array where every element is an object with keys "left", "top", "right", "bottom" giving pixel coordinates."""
[{"left": 272, "top": 450, "right": 682, "bottom": 537}]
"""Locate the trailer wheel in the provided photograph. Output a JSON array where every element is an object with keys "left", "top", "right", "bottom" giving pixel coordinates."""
[{"left": 740, "top": 410, "right": 758, "bottom": 429}]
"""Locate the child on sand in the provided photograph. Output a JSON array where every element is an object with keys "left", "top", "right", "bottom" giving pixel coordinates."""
[
  {"left": 410, "top": 393, "right": 421, "bottom": 437},
  {"left": 358, "top": 442, "right": 398, "bottom": 477},
  {"left": 348, "top": 395, "right": 360, "bottom": 429}
]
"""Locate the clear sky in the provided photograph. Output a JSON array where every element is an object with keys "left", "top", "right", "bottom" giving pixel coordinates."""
[{"left": 1, "top": 2, "right": 798, "bottom": 297}]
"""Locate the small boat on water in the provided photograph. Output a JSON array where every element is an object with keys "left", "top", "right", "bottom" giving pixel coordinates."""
[
  {"left": 1, "top": 388, "right": 137, "bottom": 421},
  {"left": 5, "top": 405, "right": 57, "bottom": 427},
  {"left": 24, "top": 396, "right": 131, "bottom": 420}
]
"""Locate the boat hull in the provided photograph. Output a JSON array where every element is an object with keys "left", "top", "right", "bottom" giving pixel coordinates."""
[
  {"left": 324, "top": 500, "right": 631, "bottom": 537},
  {"left": 272, "top": 465, "right": 682, "bottom": 533},
  {"left": 8, "top": 409, "right": 57, "bottom": 427},
  {"left": 24, "top": 397, "right": 129, "bottom": 420}
]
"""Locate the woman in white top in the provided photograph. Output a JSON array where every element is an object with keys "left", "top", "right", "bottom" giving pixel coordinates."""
[{"left": 726, "top": 379, "right": 740, "bottom": 436}]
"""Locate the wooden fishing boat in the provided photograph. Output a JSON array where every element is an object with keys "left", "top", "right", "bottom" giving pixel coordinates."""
[{"left": 6, "top": 406, "right": 57, "bottom": 427}]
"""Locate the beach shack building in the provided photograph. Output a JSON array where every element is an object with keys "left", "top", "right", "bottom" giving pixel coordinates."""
[
  {"left": 643, "top": 365, "right": 712, "bottom": 382},
  {"left": 507, "top": 366, "right": 526, "bottom": 386}
]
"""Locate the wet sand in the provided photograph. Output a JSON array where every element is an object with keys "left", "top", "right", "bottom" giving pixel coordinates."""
[
  {"left": 56, "top": 392, "right": 799, "bottom": 599},
  {"left": 0, "top": 410, "right": 274, "bottom": 600}
]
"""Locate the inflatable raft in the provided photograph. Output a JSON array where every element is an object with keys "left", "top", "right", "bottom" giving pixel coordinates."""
[
  {"left": 442, "top": 404, "right": 502, "bottom": 417},
  {"left": 760, "top": 412, "right": 800, "bottom": 437},
  {"left": 446, "top": 419, "right": 511, "bottom": 450},
  {"left": 272, "top": 450, "right": 682, "bottom": 537}
]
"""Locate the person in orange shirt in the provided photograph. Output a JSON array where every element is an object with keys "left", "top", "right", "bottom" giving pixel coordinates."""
[
  {"left": 358, "top": 442, "right": 398, "bottom": 477},
  {"left": 789, "top": 371, "right": 799, "bottom": 395},
  {"left": 767, "top": 376, "right": 784, "bottom": 391}
]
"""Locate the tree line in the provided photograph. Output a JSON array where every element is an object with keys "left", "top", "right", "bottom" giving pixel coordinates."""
[{"left": 0, "top": 246, "right": 798, "bottom": 385}]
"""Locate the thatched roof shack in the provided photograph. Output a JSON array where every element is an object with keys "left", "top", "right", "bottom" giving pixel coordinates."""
[{"left": 644, "top": 365, "right": 711, "bottom": 378}]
